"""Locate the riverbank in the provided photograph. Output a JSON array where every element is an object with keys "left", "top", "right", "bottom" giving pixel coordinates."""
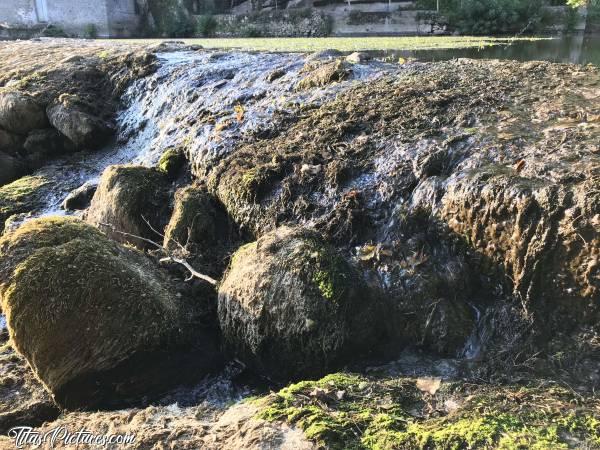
[{"left": 0, "top": 39, "right": 598, "bottom": 449}]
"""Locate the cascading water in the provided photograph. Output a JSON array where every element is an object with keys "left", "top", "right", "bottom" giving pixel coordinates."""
[{"left": 0, "top": 49, "right": 397, "bottom": 404}]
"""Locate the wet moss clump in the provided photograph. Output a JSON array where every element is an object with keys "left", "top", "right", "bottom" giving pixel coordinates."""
[
  {"left": 0, "top": 216, "right": 221, "bottom": 409},
  {"left": 257, "top": 373, "right": 600, "bottom": 450},
  {"left": 157, "top": 147, "right": 186, "bottom": 180},
  {"left": 0, "top": 176, "right": 51, "bottom": 232}
]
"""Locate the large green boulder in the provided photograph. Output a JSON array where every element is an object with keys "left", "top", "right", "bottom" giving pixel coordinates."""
[
  {"left": 218, "top": 226, "right": 382, "bottom": 380},
  {"left": 0, "top": 217, "right": 221, "bottom": 409}
]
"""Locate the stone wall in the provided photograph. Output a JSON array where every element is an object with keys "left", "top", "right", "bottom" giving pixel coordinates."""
[
  {"left": 0, "top": 0, "right": 140, "bottom": 38},
  {"left": 0, "top": 0, "right": 38, "bottom": 27},
  {"left": 212, "top": 9, "right": 331, "bottom": 37}
]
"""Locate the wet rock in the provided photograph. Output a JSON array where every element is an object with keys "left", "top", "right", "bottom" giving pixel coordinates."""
[
  {"left": 0, "top": 91, "right": 48, "bottom": 135},
  {"left": 440, "top": 167, "right": 599, "bottom": 333},
  {"left": 0, "top": 152, "right": 26, "bottom": 187},
  {"left": 0, "top": 175, "right": 51, "bottom": 232},
  {"left": 296, "top": 60, "right": 349, "bottom": 90},
  {"left": 23, "top": 128, "right": 73, "bottom": 169},
  {"left": 0, "top": 217, "right": 222, "bottom": 409},
  {"left": 47, "top": 98, "right": 112, "bottom": 150},
  {"left": 266, "top": 69, "right": 286, "bottom": 83},
  {"left": 218, "top": 226, "right": 382, "bottom": 380},
  {"left": 345, "top": 52, "right": 370, "bottom": 64},
  {"left": 0, "top": 128, "right": 24, "bottom": 155},
  {"left": 158, "top": 147, "right": 186, "bottom": 180},
  {"left": 86, "top": 165, "right": 171, "bottom": 249},
  {"left": 163, "top": 186, "right": 227, "bottom": 263},
  {"left": 61, "top": 180, "right": 98, "bottom": 211},
  {"left": 0, "top": 343, "right": 59, "bottom": 434},
  {"left": 306, "top": 49, "right": 344, "bottom": 61},
  {"left": 0, "top": 402, "right": 314, "bottom": 450}
]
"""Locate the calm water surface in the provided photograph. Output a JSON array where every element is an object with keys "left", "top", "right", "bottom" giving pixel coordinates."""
[{"left": 374, "top": 33, "right": 600, "bottom": 66}]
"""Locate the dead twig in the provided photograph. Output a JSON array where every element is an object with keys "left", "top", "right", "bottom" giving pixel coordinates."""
[{"left": 98, "top": 222, "right": 217, "bottom": 286}]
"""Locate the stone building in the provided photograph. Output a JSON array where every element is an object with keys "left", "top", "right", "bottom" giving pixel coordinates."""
[{"left": 0, "top": 0, "right": 141, "bottom": 37}]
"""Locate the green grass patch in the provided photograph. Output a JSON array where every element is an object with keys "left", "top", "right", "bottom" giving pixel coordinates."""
[{"left": 111, "top": 36, "right": 549, "bottom": 53}]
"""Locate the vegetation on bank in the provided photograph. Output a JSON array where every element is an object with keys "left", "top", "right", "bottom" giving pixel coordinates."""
[
  {"left": 256, "top": 372, "right": 600, "bottom": 449},
  {"left": 116, "top": 36, "right": 547, "bottom": 52}
]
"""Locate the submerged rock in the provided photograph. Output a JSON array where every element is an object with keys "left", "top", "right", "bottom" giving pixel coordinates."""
[
  {"left": 86, "top": 165, "right": 171, "bottom": 249},
  {"left": 0, "top": 217, "right": 221, "bottom": 409},
  {"left": 0, "top": 91, "right": 48, "bottom": 135},
  {"left": 218, "top": 226, "right": 382, "bottom": 380}
]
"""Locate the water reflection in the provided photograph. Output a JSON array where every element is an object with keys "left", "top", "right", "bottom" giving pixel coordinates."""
[{"left": 371, "top": 33, "right": 600, "bottom": 66}]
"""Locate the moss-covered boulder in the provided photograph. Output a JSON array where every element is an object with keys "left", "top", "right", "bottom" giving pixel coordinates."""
[
  {"left": 0, "top": 175, "right": 50, "bottom": 232},
  {"left": 218, "top": 226, "right": 382, "bottom": 380},
  {"left": 86, "top": 165, "right": 172, "bottom": 249},
  {"left": 0, "top": 217, "right": 221, "bottom": 409},
  {"left": 0, "top": 92, "right": 48, "bottom": 135}
]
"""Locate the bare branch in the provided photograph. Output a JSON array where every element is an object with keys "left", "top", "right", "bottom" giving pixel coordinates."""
[
  {"left": 98, "top": 221, "right": 218, "bottom": 286},
  {"left": 160, "top": 257, "right": 218, "bottom": 285}
]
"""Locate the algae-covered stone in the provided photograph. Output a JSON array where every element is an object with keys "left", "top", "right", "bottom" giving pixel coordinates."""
[
  {"left": 296, "top": 60, "right": 349, "bottom": 90},
  {"left": 86, "top": 165, "right": 171, "bottom": 249},
  {"left": 157, "top": 147, "right": 186, "bottom": 180},
  {"left": 218, "top": 226, "right": 382, "bottom": 380},
  {"left": 0, "top": 92, "right": 48, "bottom": 135},
  {"left": 0, "top": 217, "right": 221, "bottom": 409},
  {"left": 0, "top": 175, "right": 50, "bottom": 231}
]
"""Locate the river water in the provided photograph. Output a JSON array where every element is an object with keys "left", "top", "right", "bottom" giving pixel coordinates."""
[{"left": 375, "top": 33, "right": 600, "bottom": 66}]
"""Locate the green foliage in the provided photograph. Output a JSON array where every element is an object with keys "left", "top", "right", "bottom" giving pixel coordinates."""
[
  {"left": 41, "top": 25, "right": 69, "bottom": 38},
  {"left": 196, "top": 15, "right": 217, "bottom": 37},
  {"left": 149, "top": 0, "right": 195, "bottom": 37},
  {"left": 443, "top": 0, "right": 544, "bottom": 34},
  {"left": 240, "top": 25, "right": 263, "bottom": 38},
  {"left": 83, "top": 23, "right": 98, "bottom": 39}
]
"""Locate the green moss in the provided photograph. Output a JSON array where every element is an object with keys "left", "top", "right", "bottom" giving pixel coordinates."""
[
  {"left": 158, "top": 147, "right": 186, "bottom": 179},
  {"left": 305, "top": 242, "right": 350, "bottom": 303},
  {"left": 0, "top": 175, "right": 51, "bottom": 229},
  {"left": 256, "top": 373, "right": 600, "bottom": 450}
]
